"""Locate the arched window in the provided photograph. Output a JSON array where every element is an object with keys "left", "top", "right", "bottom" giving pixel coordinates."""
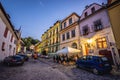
[
  {"left": 72, "top": 43, "right": 77, "bottom": 49},
  {"left": 62, "top": 47, "right": 65, "bottom": 49}
]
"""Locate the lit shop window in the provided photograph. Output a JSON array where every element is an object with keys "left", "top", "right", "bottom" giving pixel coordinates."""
[{"left": 96, "top": 37, "right": 107, "bottom": 49}]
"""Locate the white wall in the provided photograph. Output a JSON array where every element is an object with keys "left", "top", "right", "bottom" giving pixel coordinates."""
[{"left": 0, "top": 17, "right": 16, "bottom": 61}]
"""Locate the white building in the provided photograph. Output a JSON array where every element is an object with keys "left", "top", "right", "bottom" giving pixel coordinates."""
[
  {"left": 79, "top": 3, "right": 120, "bottom": 65},
  {"left": 0, "top": 3, "right": 19, "bottom": 61},
  {"left": 60, "top": 13, "right": 81, "bottom": 51}
]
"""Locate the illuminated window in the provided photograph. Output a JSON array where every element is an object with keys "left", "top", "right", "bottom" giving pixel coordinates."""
[{"left": 96, "top": 37, "right": 107, "bottom": 49}]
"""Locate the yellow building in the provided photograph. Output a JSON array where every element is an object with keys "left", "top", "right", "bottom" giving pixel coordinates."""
[
  {"left": 41, "top": 31, "right": 48, "bottom": 53},
  {"left": 34, "top": 42, "right": 42, "bottom": 53},
  {"left": 41, "top": 21, "right": 61, "bottom": 54},
  {"left": 47, "top": 21, "right": 61, "bottom": 53},
  {"left": 107, "top": 0, "right": 120, "bottom": 65}
]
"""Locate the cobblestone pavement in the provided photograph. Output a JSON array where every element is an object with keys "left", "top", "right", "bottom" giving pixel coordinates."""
[{"left": 0, "top": 58, "right": 120, "bottom": 80}]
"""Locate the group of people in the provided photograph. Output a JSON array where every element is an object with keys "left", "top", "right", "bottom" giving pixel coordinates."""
[{"left": 53, "top": 54, "right": 80, "bottom": 64}]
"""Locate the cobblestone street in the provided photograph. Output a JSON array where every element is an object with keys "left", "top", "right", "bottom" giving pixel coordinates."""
[{"left": 0, "top": 58, "right": 120, "bottom": 80}]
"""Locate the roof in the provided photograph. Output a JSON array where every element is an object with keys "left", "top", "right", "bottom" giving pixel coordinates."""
[
  {"left": 0, "top": 2, "right": 19, "bottom": 39},
  {"left": 61, "top": 12, "right": 80, "bottom": 23}
]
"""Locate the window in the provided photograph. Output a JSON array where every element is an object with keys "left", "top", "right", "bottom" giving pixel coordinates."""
[
  {"left": 94, "top": 19, "right": 103, "bottom": 31},
  {"left": 91, "top": 7, "right": 95, "bottom": 13},
  {"left": 66, "top": 32, "right": 70, "bottom": 39},
  {"left": 96, "top": 37, "right": 107, "bottom": 49},
  {"left": 84, "top": 12, "right": 88, "bottom": 17},
  {"left": 69, "top": 18, "right": 72, "bottom": 25},
  {"left": 62, "top": 34, "right": 65, "bottom": 41},
  {"left": 60, "top": 25, "right": 62, "bottom": 30},
  {"left": 56, "top": 28, "right": 58, "bottom": 33},
  {"left": 4, "top": 27, "right": 8, "bottom": 38},
  {"left": 9, "top": 45, "right": 12, "bottom": 50},
  {"left": 82, "top": 25, "right": 89, "bottom": 35},
  {"left": 11, "top": 35, "right": 13, "bottom": 42},
  {"left": 71, "top": 29, "right": 76, "bottom": 37},
  {"left": 72, "top": 43, "right": 77, "bottom": 49},
  {"left": 64, "top": 22, "right": 66, "bottom": 28},
  {"left": 1, "top": 42, "right": 5, "bottom": 51}
]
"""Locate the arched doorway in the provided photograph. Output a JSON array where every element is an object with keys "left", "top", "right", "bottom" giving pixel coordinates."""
[{"left": 72, "top": 43, "right": 77, "bottom": 49}]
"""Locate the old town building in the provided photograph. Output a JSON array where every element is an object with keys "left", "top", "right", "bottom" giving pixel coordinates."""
[
  {"left": 41, "top": 21, "right": 61, "bottom": 54},
  {"left": 107, "top": 0, "right": 120, "bottom": 65},
  {"left": 47, "top": 21, "right": 61, "bottom": 53},
  {"left": 0, "top": 3, "right": 19, "bottom": 61},
  {"left": 60, "top": 13, "right": 81, "bottom": 51},
  {"left": 79, "top": 3, "right": 120, "bottom": 65}
]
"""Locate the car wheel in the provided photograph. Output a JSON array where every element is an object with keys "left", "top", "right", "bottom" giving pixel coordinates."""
[
  {"left": 93, "top": 68, "right": 99, "bottom": 75},
  {"left": 7, "top": 63, "right": 10, "bottom": 66},
  {"left": 76, "top": 64, "right": 79, "bottom": 68}
]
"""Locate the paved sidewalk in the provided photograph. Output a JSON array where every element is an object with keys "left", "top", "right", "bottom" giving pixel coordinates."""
[{"left": 111, "top": 66, "right": 120, "bottom": 76}]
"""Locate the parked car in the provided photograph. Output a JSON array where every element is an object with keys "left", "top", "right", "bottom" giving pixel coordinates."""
[
  {"left": 76, "top": 55, "right": 112, "bottom": 74},
  {"left": 17, "top": 54, "right": 29, "bottom": 61},
  {"left": 3, "top": 55, "right": 24, "bottom": 66}
]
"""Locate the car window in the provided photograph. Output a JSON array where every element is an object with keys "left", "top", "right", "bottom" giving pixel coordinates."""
[
  {"left": 94, "top": 58, "right": 101, "bottom": 62},
  {"left": 81, "top": 56, "right": 87, "bottom": 60},
  {"left": 87, "top": 56, "right": 92, "bottom": 60},
  {"left": 101, "top": 57, "right": 108, "bottom": 62}
]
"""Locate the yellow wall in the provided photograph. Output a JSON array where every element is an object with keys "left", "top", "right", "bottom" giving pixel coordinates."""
[{"left": 108, "top": 3, "right": 120, "bottom": 49}]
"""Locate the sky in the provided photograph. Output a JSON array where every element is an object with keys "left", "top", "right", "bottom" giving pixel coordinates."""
[{"left": 0, "top": 0, "right": 107, "bottom": 40}]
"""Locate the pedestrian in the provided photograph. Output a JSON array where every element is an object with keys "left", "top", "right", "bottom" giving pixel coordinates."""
[{"left": 33, "top": 52, "right": 38, "bottom": 59}]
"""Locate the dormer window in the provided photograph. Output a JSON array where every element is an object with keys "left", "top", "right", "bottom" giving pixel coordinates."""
[
  {"left": 91, "top": 7, "right": 95, "bottom": 14},
  {"left": 64, "top": 22, "right": 66, "bottom": 28},
  {"left": 84, "top": 12, "right": 88, "bottom": 17},
  {"left": 69, "top": 18, "right": 72, "bottom": 25},
  {"left": 82, "top": 25, "right": 89, "bottom": 35}
]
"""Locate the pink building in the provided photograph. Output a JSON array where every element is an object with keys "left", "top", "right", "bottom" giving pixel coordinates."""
[{"left": 79, "top": 3, "right": 120, "bottom": 65}]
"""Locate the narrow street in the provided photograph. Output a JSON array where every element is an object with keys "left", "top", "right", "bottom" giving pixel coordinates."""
[{"left": 0, "top": 58, "right": 120, "bottom": 80}]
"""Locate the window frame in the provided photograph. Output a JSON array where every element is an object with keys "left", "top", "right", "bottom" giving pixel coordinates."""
[
  {"left": 96, "top": 37, "right": 108, "bottom": 49},
  {"left": 62, "top": 34, "right": 65, "bottom": 41},
  {"left": 4, "top": 27, "right": 9, "bottom": 38},
  {"left": 94, "top": 19, "right": 103, "bottom": 31},
  {"left": 71, "top": 29, "right": 76, "bottom": 38},
  {"left": 69, "top": 18, "right": 72, "bottom": 25}
]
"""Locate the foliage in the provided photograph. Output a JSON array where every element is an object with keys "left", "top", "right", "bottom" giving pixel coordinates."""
[{"left": 22, "top": 37, "right": 39, "bottom": 50}]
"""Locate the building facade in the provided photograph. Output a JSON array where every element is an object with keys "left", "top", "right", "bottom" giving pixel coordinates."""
[
  {"left": 0, "top": 3, "right": 19, "bottom": 61},
  {"left": 79, "top": 3, "right": 119, "bottom": 65},
  {"left": 41, "top": 21, "right": 61, "bottom": 54},
  {"left": 107, "top": 0, "right": 120, "bottom": 65},
  {"left": 41, "top": 31, "right": 48, "bottom": 53},
  {"left": 47, "top": 21, "right": 61, "bottom": 53},
  {"left": 60, "top": 13, "right": 81, "bottom": 51}
]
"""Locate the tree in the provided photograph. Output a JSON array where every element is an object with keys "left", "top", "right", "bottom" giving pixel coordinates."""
[{"left": 22, "top": 37, "right": 39, "bottom": 51}]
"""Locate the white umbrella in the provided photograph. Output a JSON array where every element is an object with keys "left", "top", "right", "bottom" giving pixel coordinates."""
[{"left": 56, "top": 47, "right": 80, "bottom": 56}]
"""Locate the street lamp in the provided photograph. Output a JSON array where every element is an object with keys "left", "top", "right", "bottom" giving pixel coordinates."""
[{"left": 87, "top": 39, "right": 93, "bottom": 54}]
